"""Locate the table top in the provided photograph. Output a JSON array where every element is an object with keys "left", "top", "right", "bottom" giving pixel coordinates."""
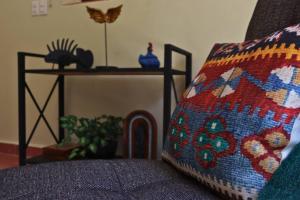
[{"left": 25, "top": 68, "right": 187, "bottom": 76}]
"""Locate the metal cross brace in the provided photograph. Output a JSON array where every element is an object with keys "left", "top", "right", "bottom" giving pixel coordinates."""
[
  {"left": 171, "top": 76, "right": 179, "bottom": 104},
  {"left": 24, "top": 77, "right": 60, "bottom": 147}
]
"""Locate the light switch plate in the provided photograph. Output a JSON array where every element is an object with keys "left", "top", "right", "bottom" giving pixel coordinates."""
[
  {"left": 32, "top": 0, "right": 48, "bottom": 16},
  {"left": 32, "top": 0, "right": 40, "bottom": 16},
  {"left": 39, "top": 0, "right": 48, "bottom": 15}
]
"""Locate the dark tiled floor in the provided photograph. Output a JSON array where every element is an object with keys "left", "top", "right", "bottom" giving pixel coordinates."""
[{"left": 0, "top": 152, "right": 18, "bottom": 170}]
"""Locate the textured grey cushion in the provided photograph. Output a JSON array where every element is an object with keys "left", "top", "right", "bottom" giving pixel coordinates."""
[
  {"left": 0, "top": 160, "right": 222, "bottom": 200},
  {"left": 245, "top": 0, "right": 300, "bottom": 41}
]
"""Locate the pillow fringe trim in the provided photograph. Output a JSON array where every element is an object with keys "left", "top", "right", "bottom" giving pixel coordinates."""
[{"left": 162, "top": 151, "right": 258, "bottom": 200}]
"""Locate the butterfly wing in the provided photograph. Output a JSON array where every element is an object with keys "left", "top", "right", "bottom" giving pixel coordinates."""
[
  {"left": 86, "top": 6, "right": 106, "bottom": 23},
  {"left": 106, "top": 5, "right": 123, "bottom": 23}
]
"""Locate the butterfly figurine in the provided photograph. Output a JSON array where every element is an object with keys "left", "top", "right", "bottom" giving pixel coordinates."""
[{"left": 86, "top": 5, "right": 123, "bottom": 24}]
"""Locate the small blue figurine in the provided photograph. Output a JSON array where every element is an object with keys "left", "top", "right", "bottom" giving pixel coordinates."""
[{"left": 139, "top": 43, "right": 160, "bottom": 69}]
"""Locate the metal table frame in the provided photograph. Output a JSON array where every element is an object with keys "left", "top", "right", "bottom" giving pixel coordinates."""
[{"left": 18, "top": 44, "right": 192, "bottom": 165}]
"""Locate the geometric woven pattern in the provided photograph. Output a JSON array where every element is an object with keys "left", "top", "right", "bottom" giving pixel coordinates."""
[
  {"left": 241, "top": 126, "right": 290, "bottom": 180},
  {"left": 163, "top": 23, "right": 300, "bottom": 200},
  {"left": 192, "top": 116, "right": 236, "bottom": 169},
  {"left": 257, "top": 143, "right": 300, "bottom": 200}
]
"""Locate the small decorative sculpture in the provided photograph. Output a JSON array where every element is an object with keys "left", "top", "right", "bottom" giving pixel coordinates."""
[
  {"left": 45, "top": 38, "right": 94, "bottom": 69},
  {"left": 139, "top": 43, "right": 160, "bottom": 69},
  {"left": 86, "top": 5, "right": 122, "bottom": 24},
  {"left": 86, "top": 5, "right": 123, "bottom": 67}
]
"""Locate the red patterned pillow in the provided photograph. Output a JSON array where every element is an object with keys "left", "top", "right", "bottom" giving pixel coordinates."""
[{"left": 163, "top": 24, "right": 300, "bottom": 199}]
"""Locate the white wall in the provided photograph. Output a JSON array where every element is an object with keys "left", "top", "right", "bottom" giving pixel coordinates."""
[{"left": 0, "top": 0, "right": 257, "bottom": 155}]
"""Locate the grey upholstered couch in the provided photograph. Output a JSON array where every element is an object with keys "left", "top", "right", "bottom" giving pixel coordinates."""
[
  {"left": 1, "top": 0, "right": 300, "bottom": 199},
  {"left": 0, "top": 160, "right": 221, "bottom": 200}
]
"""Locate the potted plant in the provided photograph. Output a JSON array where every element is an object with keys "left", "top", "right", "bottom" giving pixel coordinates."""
[{"left": 60, "top": 115, "right": 123, "bottom": 159}]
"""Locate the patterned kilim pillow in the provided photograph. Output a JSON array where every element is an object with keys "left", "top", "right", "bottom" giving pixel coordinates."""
[{"left": 162, "top": 23, "right": 300, "bottom": 200}]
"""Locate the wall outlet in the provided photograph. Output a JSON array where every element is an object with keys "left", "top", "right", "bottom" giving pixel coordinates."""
[{"left": 32, "top": 0, "right": 48, "bottom": 16}]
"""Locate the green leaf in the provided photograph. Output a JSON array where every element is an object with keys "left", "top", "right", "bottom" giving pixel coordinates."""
[
  {"left": 69, "top": 115, "right": 77, "bottom": 122},
  {"left": 100, "top": 139, "right": 107, "bottom": 147},
  {"left": 79, "top": 137, "right": 88, "bottom": 146},
  {"left": 68, "top": 148, "right": 80, "bottom": 160},
  {"left": 58, "top": 141, "right": 65, "bottom": 147},
  {"left": 60, "top": 116, "right": 68, "bottom": 122},
  {"left": 78, "top": 126, "right": 85, "bottom": 132},
  {"left": 83, "top": 119, "right": 89, "bottom": 127},
  {"left": 79, "top": 149, "right": 86, "bottom": 157},
  {"left": 88, "top": 143, "right": 98, "bottom": 154},
  {"left": 100, "top": 127, "right": 107, "bottom": 134},
  {"left": 60, "top": 123, "right": 68, "bottom": 128},
  {"left": 68, "top": 152, "right": 77, "bottom": 160},
  {"left": 93, "top": 136, "right": 101, "bottom": 144}
]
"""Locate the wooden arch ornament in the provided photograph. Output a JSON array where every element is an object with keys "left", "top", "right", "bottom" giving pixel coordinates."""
[{"left": 123, "top": 110, "right": 157, "bottom": 160}]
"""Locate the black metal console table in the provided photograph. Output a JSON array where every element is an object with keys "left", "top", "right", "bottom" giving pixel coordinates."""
[{"left": 18, "top": 44, "right": 192, "bottom": 165}]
